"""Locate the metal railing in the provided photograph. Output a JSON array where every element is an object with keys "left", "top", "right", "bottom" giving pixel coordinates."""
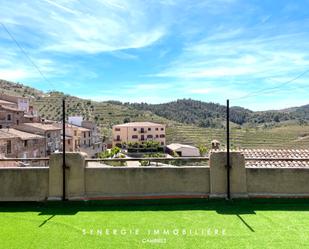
[
  {"left": 86, "top": 156, "right": 210, "bottom": 167},
  {"left": 86, "top": 156, "right": 209, "bottom": 162}
]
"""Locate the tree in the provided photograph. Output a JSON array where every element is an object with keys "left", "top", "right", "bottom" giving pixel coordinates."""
[{"left": 198, "top": 144, "right": 208, "bottom": 156}]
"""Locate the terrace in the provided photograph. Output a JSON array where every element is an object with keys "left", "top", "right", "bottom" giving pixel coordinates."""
[{"left": 0, "top": 199, "right": 309, "bottom": 248}]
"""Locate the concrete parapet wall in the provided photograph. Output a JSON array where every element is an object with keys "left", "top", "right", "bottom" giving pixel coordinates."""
[
  {"left": 85, "top": 166, "right": 210, "bottom": 199},
  {"left": 1, "top": 151, "right": 309, "bottom": 201},
  {"left": 0, "top": 167, "right": 48, "bottom": 201},
  {"left": 247, "top": 168, "right": 309, "bottom": 197}
]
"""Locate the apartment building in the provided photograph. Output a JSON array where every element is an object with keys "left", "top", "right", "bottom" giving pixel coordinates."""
[
  {"left": 0, "top": 105, "right": 24, "bottom": 128},
  {"left": 15, "top": 123, "right": 61, "bottom": 155},
  {"left": 112, "top": 122, "right": 166, "bottom": 147},
  {"left": 0, "top": 128, "right": 45, "bottom": 158}
]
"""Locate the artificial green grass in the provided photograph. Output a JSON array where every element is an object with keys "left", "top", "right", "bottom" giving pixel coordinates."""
[{"left": 0, "top": 199, "right": 309, "bottom": 249}]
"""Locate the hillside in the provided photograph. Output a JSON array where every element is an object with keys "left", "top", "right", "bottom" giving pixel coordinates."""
[
  {"left": 126, "top": 99, "right": 309, "bottom": 128},
  {"left": 1, "top": 79, "right": 308, "bottom": 149}
]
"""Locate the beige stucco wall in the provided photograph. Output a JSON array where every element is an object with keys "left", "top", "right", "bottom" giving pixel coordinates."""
[
  {"left": 1, "top": 152, "right": 309, "bottom": 201},
  {"left": 112, "top": 124, "right": 166, "bottom": 146},
  {"left": 0, "top": 167, "right": 49, "bottom": 201},
  {"left": 246, "top": 168, "right": 309, "bottom": 197},
  {"left": 85, "top": 166, "right": 210, "bottom": 198}
]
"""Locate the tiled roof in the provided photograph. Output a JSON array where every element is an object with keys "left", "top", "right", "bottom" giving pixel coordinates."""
[
  {"left": 53, "top": 123, "right": 90, "bottom": 132},
  {"left": 167, "top": 143, "right": 198, "bottom": 150},
  {"left": 245, "top": 160, "right": 309, "bottom": 168},
  {"left": 114, "top": 122, "right": 165, "bottom": 127},
  {"left": 66, "top": 124, "right": 90, "bottom": 132},
  {"left": 19, "top": 123, "right": 62, "bottom": 131},
  {"left": 0, "top": 105, "right": 21, "bottom": 112},
  {"left": 0, "top": 99, "right": 16, "bottom": 105},
  {"left": 0, "top": 129, "right": 18, "bottom": 139},
  {"left": 3, "top": 128, "right": 44, "bottom": 140},
  {"left": 239, "top": 149, "right": 309, "bottom": 159},
  {"left": 211, "top": 149, "right": 309, "bottom": 168}
]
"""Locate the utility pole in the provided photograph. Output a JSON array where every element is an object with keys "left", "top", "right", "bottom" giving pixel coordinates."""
[
  {"left": 62, "top": 97, "right": 67, "bottom": 201},
  {"left": 226, "top": 99, "right": 231, "bottom": 200}
]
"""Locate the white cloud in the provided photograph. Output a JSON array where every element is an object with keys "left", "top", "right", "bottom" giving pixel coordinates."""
[
  {"left": 155, "top": 23, "right": 309, "bottom": 91},
  {"left": 0, "top": 69, "right": 32, "bottom": 81},
  {"left": 0, "top": 0, "right": 166, "bottom": 54}
]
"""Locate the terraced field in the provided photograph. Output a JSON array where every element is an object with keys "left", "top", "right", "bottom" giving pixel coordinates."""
[{"left": 166, "top": 124, "right": 309, "bottom": 149}]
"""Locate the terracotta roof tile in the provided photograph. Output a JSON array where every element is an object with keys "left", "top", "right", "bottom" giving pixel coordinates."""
[{"left": 211, "top": 149, "right": 309, "bottom": 168}]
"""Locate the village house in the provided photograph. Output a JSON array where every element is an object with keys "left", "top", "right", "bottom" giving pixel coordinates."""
[
  {"left": 166, "top": 143, "right": 200, "bottom": 157},
  {"left": 67, "top": 116, "right": 105, "bottom": 156},
  {"left": 0, "top": 105, "right": 24, "bottom": 128},
  {"left": 112, "top": 122, "right": 166, "bottom": 147},
  {"left": 61, "top": 135, "right": 74, "bottom": 152},
  {"left": 0, "top": 128, "right": 45, "bottom": 158},
  {"left": 15, "top": 123, "right": 61, "bottom": 155},
  {"left": 0, "top": 94, "right": 40, "bottom": 128},
  {"left": 81, "top": 120, "right": 105, "bottom": 152},
  {"left": 0, "top": 93, "right": 31, "bottom": 113},
  {"left": 53, "top": 122, "right": 91, "bottom": 152}
]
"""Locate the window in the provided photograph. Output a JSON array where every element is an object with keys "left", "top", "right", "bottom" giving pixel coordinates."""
[
  {"left": 155, "top": 128, "right": 158, "bottom": 131},
  {"left": 115, "top": 128, "right": 121, "bottom": 131},
  {"left": 147, "top": 135, "right": 153, "bottom": 138},
  {"left": 160, "top": 134, "right": 165, "bottom": 138},
  {"left": 148, "top": 128, "right": 151, "bottom": 131},
  {"left": 7, "top": 114, "right": 11, "bottom": 121},
  {"left": 84, "top": 132, "right": 86, "bottom": 138},
  {"left": 89, "top": 131, "right": 91, "bottom": 137},
  {"left": 116, "top": 135, "right": 121, "bottom": 141},
  {"left": 84, "top": 140, "right": 86, "bottom": 145},
  {"left": 0, "top": 125, "right": 2, "bottom": 129},
  {"left": 24, "top": 140, "right": 28, "bottom": 147},
  {"left": 68, "top": 140, "right": 71, "bottom": 145},
  {"left": 16, "top": 120, "right": 19, "bottom": 125},
  {"left": 132, "top": 135, "right": 138, "bottom": 139},
  {"left": 133, "top": 128, "right": 137, "bottom": 131},
  {"left": 47, "top": 133, "right": 51, "bottom": 138},
  {"left": 156, "top": 135, "right": 159, "bottom": 138},
  {"left": 161, "top": 128, "right": 164, "bottom": 131},
  {"left": 74, "top": 131, "right": 77, "bottom": 136},
  {"left": 7, "top": 140, "right": 11, "bottom": 154}
]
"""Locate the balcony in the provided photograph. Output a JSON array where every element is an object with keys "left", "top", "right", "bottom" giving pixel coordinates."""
[{"left": 138, "top": 130, "right": 147, "bottom": 134}]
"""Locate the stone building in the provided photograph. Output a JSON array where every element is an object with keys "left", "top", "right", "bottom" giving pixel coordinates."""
[
  {"left": 0, "top": 128, "right": 45, "bottom": 158},
  {"left": 0, "top": 105, "right": 24, "bottom": 128},
  {"left": 15, "top": 123, "right": 61, "bottom": 155}
]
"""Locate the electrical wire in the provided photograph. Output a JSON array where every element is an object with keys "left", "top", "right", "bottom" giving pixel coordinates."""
[
  {"left": 0, "top": 22, "right": 56, "bottom": 90},
  {"left": 231, "top": 68, "right": 309, "bottom": 101}
]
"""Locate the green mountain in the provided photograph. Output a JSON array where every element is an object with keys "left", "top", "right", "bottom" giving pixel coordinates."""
[
  {"left": 125, "top": 99, "right": 308, "bottom": 127},
  {"left": 1, "top": 79, "right": 308, "bottom": 149}
]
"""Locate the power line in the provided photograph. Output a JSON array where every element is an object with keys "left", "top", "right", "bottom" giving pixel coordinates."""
[
  {"left": 231, "top": 68, "right": 309, "bottom": 101},
  {"left": 0, "top": 22, "right": 56, "bottom": 90}
]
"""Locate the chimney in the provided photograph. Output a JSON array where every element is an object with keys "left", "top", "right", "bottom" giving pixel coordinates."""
[{"left": 211, "top": 140, "right": 220, "bottom": 150}]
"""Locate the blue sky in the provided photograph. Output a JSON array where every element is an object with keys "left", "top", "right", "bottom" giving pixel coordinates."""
[{"left": 0, "top": 0, "right": 308, "bottom": 111}]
